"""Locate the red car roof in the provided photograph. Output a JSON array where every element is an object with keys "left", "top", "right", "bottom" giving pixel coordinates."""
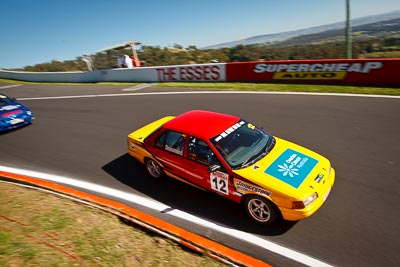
[{"left": 163, "top": 110, "right": 240, "bottom": 140}]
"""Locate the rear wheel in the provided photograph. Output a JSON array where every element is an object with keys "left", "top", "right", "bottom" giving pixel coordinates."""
[
  {"left": 145, "top": 158, "right": 164, "bottom": 178},
  {"left": 244, "top": 195, "right": 280, "bottom": 225}
]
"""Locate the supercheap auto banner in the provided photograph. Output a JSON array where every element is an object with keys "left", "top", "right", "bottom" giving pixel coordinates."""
[{"left": 225, "top": 59, "right": 400, "bottom": 86}]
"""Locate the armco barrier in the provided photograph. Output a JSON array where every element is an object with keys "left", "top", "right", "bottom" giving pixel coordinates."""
[
  {"left": 226, "top": 58, "right": 400, "bottom": 87},
  {"left": 1, "top": 59, "right": 399, "bottom": 86}
]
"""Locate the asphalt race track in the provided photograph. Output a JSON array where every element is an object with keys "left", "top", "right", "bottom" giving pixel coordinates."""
[{"left": 1, "top": 82, "right": 399, "bottom": 266}]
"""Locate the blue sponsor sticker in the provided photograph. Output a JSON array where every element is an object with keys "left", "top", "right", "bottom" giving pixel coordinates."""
[{"left": 265, "top": 149, "right": 318, "bottom": 188}]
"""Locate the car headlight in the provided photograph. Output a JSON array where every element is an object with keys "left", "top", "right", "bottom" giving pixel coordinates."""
[
  {"left": 27, "top": 111, "right": 32, "bottom": 116},
  {"left": 292, "top": 192, "right": 318, "bottom": 209}
]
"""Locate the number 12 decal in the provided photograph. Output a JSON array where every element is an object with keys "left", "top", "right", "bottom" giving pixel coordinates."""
[{"left": 210, "top": 172, "right": 229, "bottom": 195}]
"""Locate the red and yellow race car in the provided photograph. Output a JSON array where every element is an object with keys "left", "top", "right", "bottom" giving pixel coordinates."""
[{"left": 127, "top": 110, "right": 335, "bottom": 225}]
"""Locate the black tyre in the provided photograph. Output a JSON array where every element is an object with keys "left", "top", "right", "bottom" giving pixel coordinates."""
[
  {"left": 244, "top": 195, "right": 280, "bottom": 225},
  {"left": 145, "top": 158, "right": 164, "bottom": 178}
]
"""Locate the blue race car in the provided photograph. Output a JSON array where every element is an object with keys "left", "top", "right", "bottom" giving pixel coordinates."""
[{"left": 0, "top": 93, "right": 34, "bottom": 132}]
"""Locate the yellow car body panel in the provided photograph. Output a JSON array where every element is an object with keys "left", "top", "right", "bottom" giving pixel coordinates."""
[
  {"left": 127, "top": 116, "right": 175, "bottom": 164},
  {"left": 232, "top": 137, "right": 335, "bottom": 221}
]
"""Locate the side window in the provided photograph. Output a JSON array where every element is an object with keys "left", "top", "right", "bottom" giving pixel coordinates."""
[
  {"left": 155, "top": 131, "right": 167, "bottom": 148},
  {"left": 155, "top": 130, "right": 185, "bottom": 156},
  {"left": 188, "top": 136, "right": 217, "bottom": 165}
]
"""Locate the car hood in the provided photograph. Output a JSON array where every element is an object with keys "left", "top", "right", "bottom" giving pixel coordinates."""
[
  {"left": 232, "top": 137, "right": 332, "bottom": 199},
  {"left": 0, "top": 101, "right": 30, "bottom": 117},
  {"left": 128, "top": 116, "right": 175, "bottom": 143}
]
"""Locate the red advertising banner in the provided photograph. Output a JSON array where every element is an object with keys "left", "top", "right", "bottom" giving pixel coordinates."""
[{"left": 226, "top": 59, "right": 400, "bottom": 87}]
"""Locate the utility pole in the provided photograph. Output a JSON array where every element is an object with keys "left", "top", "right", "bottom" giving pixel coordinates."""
[{"left": 346, "top": 0, "right": 352, "bottom": 58}]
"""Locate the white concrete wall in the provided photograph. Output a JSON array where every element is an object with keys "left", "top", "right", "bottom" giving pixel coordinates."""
[{"left": 0, "top": 63, "right": 226, "bottom": 83}]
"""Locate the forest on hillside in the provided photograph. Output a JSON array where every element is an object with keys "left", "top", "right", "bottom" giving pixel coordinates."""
[{"left": 12, "top": 34, "right": 400, "bottom": 72}]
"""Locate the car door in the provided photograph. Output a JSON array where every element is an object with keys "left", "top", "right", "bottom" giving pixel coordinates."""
[
  {"left": 186, "top": 136, "right": 234, "bottom": 197},
  {"left": 147, "top": 130, "right": 188, "bottom": 179}
]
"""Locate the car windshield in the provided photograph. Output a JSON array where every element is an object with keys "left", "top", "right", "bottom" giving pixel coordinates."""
[
  {"left": 0, "top": 95, "right": 12, "bottom": 106},
  {"left": 211, "top": 120, "right": 275, "bottom": 169}
]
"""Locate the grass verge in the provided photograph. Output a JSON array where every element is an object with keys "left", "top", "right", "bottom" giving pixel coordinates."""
[
  {"left": 0, "top": 182, "right": 226, "bottom": 267},
  {"left": 155, "top": 82, "right": 400, "bottom": 96}
]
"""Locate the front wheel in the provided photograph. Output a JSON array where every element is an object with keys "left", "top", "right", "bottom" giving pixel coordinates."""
[
  {"left": 244, "top": 195, "right": 280, "bottom": 225},
  {"left": 145, "top": 158, "right": 164, "bottom": 178}
]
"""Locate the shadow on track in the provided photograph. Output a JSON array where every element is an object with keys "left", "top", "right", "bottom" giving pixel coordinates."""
[
  {"left": 0, "top": 123, "right": 32, "bottom": 135},
  {"left": 102, "top": 153, "right": 298, "bottom": 236}
]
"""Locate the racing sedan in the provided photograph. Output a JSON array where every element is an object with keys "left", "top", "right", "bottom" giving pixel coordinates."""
[
  {"left": 0, "top": 93, "right": 34, "bottom": 132},
  {"left": 127, "top": 110, "right": 335, "bottom": 225}
]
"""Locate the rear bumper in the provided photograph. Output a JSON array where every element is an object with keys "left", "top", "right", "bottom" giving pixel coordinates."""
[
  {"left": 127, "top": 138, "right": 154, "bottom": 164},
  {"left": 280, "top": 167, "right": 335, "bottom": 221}
]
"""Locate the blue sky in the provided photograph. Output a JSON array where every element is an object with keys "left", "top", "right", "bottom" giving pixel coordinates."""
[{"left": 1, "top": 0, "right": 399, "bottom": 69}]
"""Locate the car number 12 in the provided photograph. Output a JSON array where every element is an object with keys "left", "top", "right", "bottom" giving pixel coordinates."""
[{"left": 210, "top": 172, "right": 229, "bottom": 195}]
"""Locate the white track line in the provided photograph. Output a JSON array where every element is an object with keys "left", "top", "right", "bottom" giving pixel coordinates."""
[
  {"left": 122, "top": 83, "right": 155, "bottom": 91},
  {"left": 0, "top": 84, "right": 22, "bottom": 90},
  {"left": 0, "top": 165, "right": 334, "bottom": 267}
]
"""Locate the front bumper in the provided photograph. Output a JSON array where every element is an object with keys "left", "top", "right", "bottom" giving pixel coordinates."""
[
  {"left": 280, "top": 167, "right": 336, "bottom": 221},
  {"left": 0, "top": 114, "right": 34, "bottom": 132}
]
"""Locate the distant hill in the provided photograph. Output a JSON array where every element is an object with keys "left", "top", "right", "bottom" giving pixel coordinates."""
[
  {"left": 270, "top": 17, "right": 400, "bottom": 48},
  {"left": 204, "top": 10, "right": 400, "bottom": 49}
]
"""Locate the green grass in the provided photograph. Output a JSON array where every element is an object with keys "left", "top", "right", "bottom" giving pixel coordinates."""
[
  {"left": 0, "top": 182, "right": 227, "bottom": 267},
  {"left": 34, "top": 207, "right": 74, "bottom": 231},
  {"left": 363, "top": 51, "right": 400, "bottom": 58},
  {"left": 156, "top": 82, "right": 400, "bottom": 96},
  {"left": 0, "top": 231, "right": 38, "bottom": 263}
]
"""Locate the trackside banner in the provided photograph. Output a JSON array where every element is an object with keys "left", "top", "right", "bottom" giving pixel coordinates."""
[
  {"left": 154, "top": 63, "right": 226, "bottom": 82},
  {"left": 225, "top": 59, "right": 400, "bottom": 86}
]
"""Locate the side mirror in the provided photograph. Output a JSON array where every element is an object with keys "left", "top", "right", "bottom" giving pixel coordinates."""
[{"left": 208, "top": 164, "right": 221, "bottom": 173}]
